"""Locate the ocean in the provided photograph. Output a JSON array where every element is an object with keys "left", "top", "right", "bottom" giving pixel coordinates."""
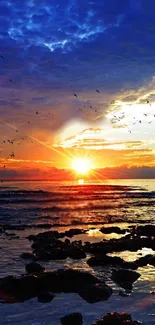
[{"left": 0, "top": 179, "right": 155, "bottom": 325}]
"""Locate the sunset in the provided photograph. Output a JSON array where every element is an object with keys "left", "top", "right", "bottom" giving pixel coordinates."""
[{"left": 0, "top": 1, "right": 155, "bottom": 325}]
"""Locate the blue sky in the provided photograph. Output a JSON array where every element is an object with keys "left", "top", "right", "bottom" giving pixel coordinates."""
[{"left": 0, "top": 0, "right": 155, "bottom": 177}]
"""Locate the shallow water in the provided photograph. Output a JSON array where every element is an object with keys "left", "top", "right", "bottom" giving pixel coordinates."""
[{"left": 0, "top": 179, "right": 155, "bottom": 325}]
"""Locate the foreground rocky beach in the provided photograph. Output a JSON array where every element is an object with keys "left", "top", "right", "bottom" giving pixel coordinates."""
[
  {"left": 0, "top": 181, "right": 155, "bottom": 324},
  {"left": 0, "top": 224, "right": 155, "bottom": 324}
]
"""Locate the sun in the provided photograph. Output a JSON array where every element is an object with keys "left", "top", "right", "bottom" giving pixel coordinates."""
[{"left": 72, "top": 158, "right": 92, "bottom": 175}]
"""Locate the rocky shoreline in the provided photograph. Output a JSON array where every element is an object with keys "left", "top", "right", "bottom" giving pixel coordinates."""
[{"left": 0, "top": 224, "right": 155, "bottom": 324}]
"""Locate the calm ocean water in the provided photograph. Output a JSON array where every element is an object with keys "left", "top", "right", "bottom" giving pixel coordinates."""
[{"left": 0, "top": 179, "right": 155, "bottom": 325}]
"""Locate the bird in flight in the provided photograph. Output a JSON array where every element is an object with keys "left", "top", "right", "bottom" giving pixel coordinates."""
[
  {"left": 0, "top": 55, "right": 4, "bottom": 59},
  {"left": 9, "top": 79, "right": 13, "bottom": 83},
  {"left": 36, "top": 111, "right": 39, "bottom": 115},
  {"left": 146, "top": 100, "right": 149, "bottom": 104},
  {"left": 73, "top": 93, "right": 77, "bottom": 98},
  {"left": 143, "top": 113, "right": 147, "bottom": 116},
  {"left": 96, "top": 89, "right": 100, "bottom": 93}
]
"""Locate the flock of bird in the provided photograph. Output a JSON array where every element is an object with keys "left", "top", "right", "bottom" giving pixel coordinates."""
[{"left": 0, "top": 53, "right": 154, "bottom": 181}]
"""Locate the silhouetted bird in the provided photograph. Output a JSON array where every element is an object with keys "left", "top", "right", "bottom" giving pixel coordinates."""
[
  {"left": 28, "top": 121, "right": 30, "bottom": 124},
  {"left": 1, "top": 180, "right": 3, "bottom": 183},
  {"left": 16, "top": 129, "right": 18, "bottom": 132},
  {"left": 143, "top": 113, "right": 147, "bottom": 116},
  {"left": 139, "top": 120, "right": 142, "bottom": 123},
  {"left": 9, "top": 79, "right": 12, "bottom": 83},
  {"left": 147, "top": 100, "right": 149, "bottom": 104},
  {"left": 73, "top": 93, "right": 77, "bottom": 98},
  {"left": 0, "top": 55, "right": 4, "bottom": 59},
  {"left": 96, "top": 90, "right": 100, "bottom": 93},
  {"left": 36, "top": 111, "right": 39, "bottom": 115}
]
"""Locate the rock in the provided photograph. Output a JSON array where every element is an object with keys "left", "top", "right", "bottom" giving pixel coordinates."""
[
  {"left": 112, "top": 269, "right": 140, "bottom": 289},
  {"left": 25, "top": 262, "right": 45, "bottom": 274},
  {"left": 87, "top": 255, "right": 124, "bottom": 267},
  {"left": 0, "top": 269, "right": 112, "bottom": 304},
  {"left": 68, "top": 248, "right": 86, "bottom": 259},
  {"left": 136, "top": 225, "right": 155, "bottom": 237},
  {"left": 37, "top": 292, "right": 55, "bottom": 303},
  {"left": 38, "top": 268, "right": 100, "bottom": 293},
  {"left": 78, "top": 283, "right": 112, "bottom": 303},
  {"left": 100, "top": 227, "right": 126, "bottom": 234},
  {"left": 20, "top": 252, "right": 36, "bottom": 260},
  {"left": 36, "top": 248, "right": 68, "bottom": 261},
  {"left": 64, "top": 228, "right": 86, "bottom": 238},
  {"left": 60, "top": 313, "right": 83, "bottom": 325},
  {"left": 92, "top": 312, "right": 140, "bottom": 325},
  {"left": 0, "top": 275, "right": 39, "bottom": 302},
  {"left": 136, "top": 254, "right": 153, "bottom": 267}
]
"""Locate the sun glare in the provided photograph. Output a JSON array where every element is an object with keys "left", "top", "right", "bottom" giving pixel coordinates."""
[{"left": 72, "top": 158, "right": 92, "bottom": 175}]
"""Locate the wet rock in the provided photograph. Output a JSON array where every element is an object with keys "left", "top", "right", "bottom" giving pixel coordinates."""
[
  {"left": 64, "top": 228, "right": 86, "bottom": 238},
  {"left": 37, "top": 292, "right": 55, "bottom": 303},
  {"left": 87, "top": 255, "right": 124, "bottom": 267},
  {"left": 36, "top": 248, "right": 68, "bottom": 261},
  {"left": 78, "top": 283, "right": 112, "bottom": 303},
  {"left": 38, "top": 268, "right": 100, "bottom": 293},
  {"left": 0, "top": 275, "right": 39, "bottom": 302},
  {"left": 20, "top": 252, "right": 36, "bottom": 260},
  {"left": 0, "top": 269, "right": 102, "bottom": 303},
  {"left": 136, "top": 225, "right": 155, "bottom": 237},
  {"left": 136, "top": 254, "right": 153, "bottom": 267},
  {"left": 60, "top": 313, "right": 83, "bottom": 325},
  {"left": 111, "top": 269, "right": 140, "bottom": 289},
  {"left": 100, "top": 227, "right": 126, "bottom": 234},
  {"left": 68, "top": 248, "right": 86, "bottom": 259},
  {"left": 25, "top": 262, "right": 45, "bottom": 274},
  {"left": 121, "top": 261, "right": 138, "bottom": 270},
  {"left": 92, "top": 312, "right": 140, "bottom": 325}
]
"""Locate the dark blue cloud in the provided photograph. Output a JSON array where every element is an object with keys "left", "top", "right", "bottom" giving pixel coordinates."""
[{"left": 0, "top": 0, "right": 155, "bottom": 129}]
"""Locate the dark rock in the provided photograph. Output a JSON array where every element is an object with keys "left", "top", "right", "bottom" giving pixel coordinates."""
[
  {"left": 38, "top": 268, "right": 100, "bottom": 293},
  {"left": 100, "top": 227, "right": 126, "bottom": 234},
  {"left": 136, "top": 225, "right": 155, "bottom": 237},
  {"left": 65, "top": 238, "right": 70, "bottom": 245},
  {"left": 92, "top": 312, "right": 140, "bottom": 325},
  {"left": 136, "top": 254, "right": 155, "bottom": 267},
  {"left": 78, "top": 283, "right": 112, "bottom": 303},
  {"left": 68, "top": 248, "right": 86, "bottom": 259},
  {"left": 87, "top": 255, "right": 124, "bottom": 267},
  {"left": 0, "top": 275, "right": 39, "bottom": 302},
  {"left": 20, "top": 253, "right": 36, "bottom": 260},
  {"left": 37, "top": 292, "right": 55, "bottom": 303},
  {"left": 60, "top": 313, "right": 83, "bottom": 325},
  {"left": 36, "top": 248, "right": 68, "bottom": 260},
  {"left": 112, "top": 269, "right": 140, "bottom": 289},
  {"left": 25, "top": 262, "right": 45, "bottom": 274},
  {"left": 64, "top": 228, "right": 86, "bottom": 238},
  {"left": 122, "top": 261, "right": 138, "bottom": 270},
  {"left": 0, "top": 269, "right": 101, "bottom": 303}
]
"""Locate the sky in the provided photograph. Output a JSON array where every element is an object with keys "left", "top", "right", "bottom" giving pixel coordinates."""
[{"left": 0, "top": 0, "right": 155, "bottom": 179}]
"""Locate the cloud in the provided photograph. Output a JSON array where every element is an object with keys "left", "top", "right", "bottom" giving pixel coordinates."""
[{"left": 54, "top": 127, "right": 151, "bottom": 150}]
